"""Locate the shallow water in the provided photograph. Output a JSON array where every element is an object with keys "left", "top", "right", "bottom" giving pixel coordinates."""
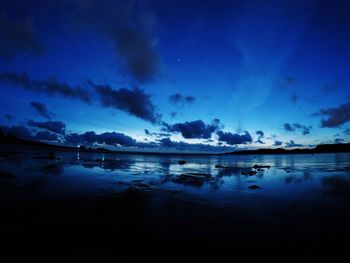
[
  {"left": 1, "top": 148, "right": 349, "bottom": 202},
  {"left": 1, "top": 146, "right": 350, "bottom": 256}
]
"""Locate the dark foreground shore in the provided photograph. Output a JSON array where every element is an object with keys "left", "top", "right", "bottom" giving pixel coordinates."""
[{"left": 1, "top": 146, "right": 350, "bottom": 260}]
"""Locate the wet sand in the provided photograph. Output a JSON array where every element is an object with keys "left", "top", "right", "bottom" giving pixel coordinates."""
[{"left": 1, "top": 145, "right": 350, "bottom": 260}]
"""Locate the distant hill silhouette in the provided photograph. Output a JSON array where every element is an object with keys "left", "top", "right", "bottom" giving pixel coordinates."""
[
  {"left": 1, "top": 128, "right": 349, "bottom": 155},
  {"left": 226, "top": 143, "right": 350, "bottom": 155},
  {"left": 0, "top": 128, "right": 73, "bottom": 150}
]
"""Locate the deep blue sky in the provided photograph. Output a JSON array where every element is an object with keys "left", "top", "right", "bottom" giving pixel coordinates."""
[{"left": 1, "top": 0, "right": 349, "bottom": 152}]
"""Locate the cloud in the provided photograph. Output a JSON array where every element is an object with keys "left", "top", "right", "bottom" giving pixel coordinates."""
[
  {"left": 217, "top": 131, "right": 252, "bottom": 145},
  {"left": 144, "top": 129, "right": 170, "bottom": 138},
  {"left": 30, "top": 101, "right": 51, "bottom": 119},
  {"left": 27, "top": 120, "right": 65, "bottom": 134},
  {"left": 316, "top": 102, "right": 350, "bottom": 128},
  {"left": 1, "top": 0, "right": 159, "bottom": 83},
  {"left": 255, "top": 130, "right": 264, "bottom": 144},
  {"left": 344, "top": 129, "right": 350, "bottom": 135},
  {"left": 0, "top": 72, "right": 92, "bottom": 103},
  {"left": 322, "top": 81, "right": 341, "bottom": 94},
  {"left": 4, "top": 114, "right": 15, "bottom": 121},
  {"left": 68, "top": 0, "right": 159, "bottom": 83},
  {"left": 112, "top": 27, "right": 158, "bottom": 83},
  {"left": 170, "top": 112, "right": 177, "bottom": 118},
  {"left": 280, "top": 77, "right": 296, "bottom": 89},
  {"left": 273, "top": 140, "right": 283, "bottom": 146},
  {"left": 290, "top": 94, "right": 300, "bottom": 104},
  {"left": 285, "top": 140, "right": 303, "bottom": 148},
  {"left": 163, "top": 119, "right": 221, "bottom": 139},
  {"left": 169, "top": 93, "right": 196, "bottom": 107},
  {"left": 256, "top": 130, "right": 264, "bottom": 138},
  {"left": 93, "top": 83, "right": 160, "bottom": 123},
  {"left": 65, "top": 131, "right": 136, "bottom": 147},
  {"left": 334, "top": 138, "right": 344, "bottom": 143},
  {"left": 284, "top": 123, "right": 312, "bottom": 135},
  {"left": 1, "top": 72, "right": 161, "bottom": 124},
  {"left": 35, "top": 131, "right": 58, "bottom": 141},
  {"left": 0, "top": 14, "right": 43, "bottom": 60},
  {"left": 0, "top": 125, "right": 32, "bottom": 139}
]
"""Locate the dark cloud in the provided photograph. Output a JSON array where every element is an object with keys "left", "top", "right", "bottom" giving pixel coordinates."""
[
  {"left": 285, "top": 140, "right": 303, "bottom": 148},
  {"left": 255, "top": 130, "right": 264, "bottom": 144},
  {"left": 27, "top": 120, "right": 65, "bottom": 134},
  {"left": 1, "top": 0, "right": 159, "bottom": 82},
  {"left": 284, "top": 123, "right": 293, "bottom": 132},
  {"left": 70, "top": 0, "right": 159, "bottom": 83},
  {"left": 322, "top": 81, "right": 341, "bottom": 94},
  {"left": 163, "top": 119, "right": 221, "bottom": 139},
  {"left": 256, "top": 130, "right": 264, "bottom": 138},
  {"left": 290, "top": 94, "right": 300, "bottom": 104},
  {"left": 344, "top": 129, "right": 350, "bottom": 135},
  {"left": 334, "top": 138, "right": 344, "bottom": 143},
  {"left": 65, "top": 131, "right": 136, "bottom": 147},
  {"left": 35, "top": 131, "right": 58, "bottom": 141},
  {"left": 273, "top": 140, "right": 283, "bottom": 146},
  {"left": 0, "top": 125, "right": 32, "bottom": 139},
  {"left": 93, "top": 83, "right": 160, "bottom": 123},
  {"left": 112, "top": 28, "right": 158, "bottom": 83},
  {"left": 30, "top": 101, "right": 51, "bottom": 119},
  {"left": 170, "top": 111, "right": 177, "bottom": 118},
  {"left": 284, "top": 123, "right": 312, "bottom": 135},
  {"left": 1, "top": 72, "right": 161, "bottom": 124},
  {"left": 159, "top": 137, "right": 175, "bottom": 148},
  {"left": 217, "top": 131, "right": 252, "bottom": 145},
  {"left": 169, "top": 93, "right": 196, "bottom": 107},
  {"left": 316, "top": 102, "right": 350, "bottom": 128},
  {"left": 0, "top": 72, "right": 92, "bottom": 103},
  {"left": 280, "top": 77, "right": 296, "bottom": 89},
  {"left": 0, "top": 14, "right": 43, "bottom": 60},
  {"left": 256, "top": 139, "right": 265, "bottom": 144},
  {"left": 4, "top": 114, "right": 15, "bottom": 121}
]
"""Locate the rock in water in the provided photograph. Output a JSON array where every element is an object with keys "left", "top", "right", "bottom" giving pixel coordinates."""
[{"left": 248, "top": 185, "right": 262, "bottom": 190}]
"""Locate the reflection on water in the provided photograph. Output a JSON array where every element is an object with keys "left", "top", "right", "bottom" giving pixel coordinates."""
[
  {"left": 1, "top": 149, "right": 349, "bottom": 201},
  {"left": 1, "top": 147, "right": 350, "bottom": 252}
]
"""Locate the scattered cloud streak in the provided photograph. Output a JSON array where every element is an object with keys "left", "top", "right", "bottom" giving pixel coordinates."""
[
  {"left": 169, "top": 93, "right": 196, "bottom": 107},
  {"left": 0, "top": 72, "right": 92, "bottom": 103},
  {"left": 0, "top": 72, "right": 161, "bottom": 124},
  {"left": 30, "top": 101, "right": 51, "bottom": 120},
  {"left": 284, "top": 123, "right": 312, "bottom": 135}
]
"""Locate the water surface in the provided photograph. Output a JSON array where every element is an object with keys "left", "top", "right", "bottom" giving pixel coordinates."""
[{"left": 1, "top": 147, "right": 350, "bottom": 257}]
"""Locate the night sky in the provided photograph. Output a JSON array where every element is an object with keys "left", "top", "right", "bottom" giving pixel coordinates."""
[{"left": 1, "top": 0, "right": 350, "bottom": 152}]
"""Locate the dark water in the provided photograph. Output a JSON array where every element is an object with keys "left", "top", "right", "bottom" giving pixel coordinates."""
[{"left": 1, "top": 146, "right": 350, "bottom": 258}]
